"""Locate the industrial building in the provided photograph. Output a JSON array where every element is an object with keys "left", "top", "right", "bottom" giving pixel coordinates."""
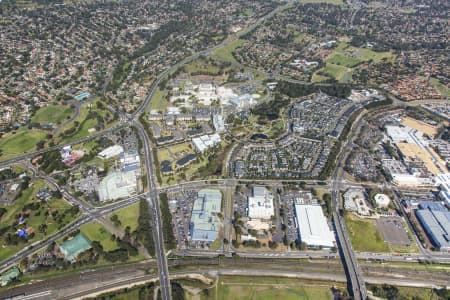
[
  {"left": 59, "top": 233, "right": 92, "bottom": 261},
  {"left": 98, "top": 145, "right": 124, "bottom": 159},
  {"left": 189, "top": 189, "right": 222, "bottom": 243},
  {"left": 248, "top": 186, "right": 274, "bottom": 220},
  {"left": 192, "top": 133, "right": 221, "bottom": 153},
  {"left": 435, "top": 173, "right": 450, "bottom": 206},
  {"left": 295, "top": 204, "right": 335, "bottom": 248},
  {"left": 120, "top": 150, "right": 141, "bottom": 175},
  {"left": 97, "top": 171, "right": 138, "bottom": 202},
  {"left": 385, "top": 125, "right": 418, "bottom": 144},
  {"left": 97, "top": 150, "right": 141, "bottom": 202},
  {"left": 415, "top": 209, "right": 450, "bottom": 251},
  {"left": 382, "top": 159, "right": 434, "bottom": 187}
]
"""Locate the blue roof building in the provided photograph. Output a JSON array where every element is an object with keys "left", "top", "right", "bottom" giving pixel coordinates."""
[
  {"left": 418, "top": 201, "right": 446, "bottom": 211},
  {"left": 189, "top": 189, "right": 222, "bottom": 243},
  {"left": 415, "top": 209, "right": 450, "bottom": 251}
]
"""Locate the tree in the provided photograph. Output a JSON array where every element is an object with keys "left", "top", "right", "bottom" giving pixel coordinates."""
[{"left": 110, "top": 214, "right": 121, "bottom": 227}]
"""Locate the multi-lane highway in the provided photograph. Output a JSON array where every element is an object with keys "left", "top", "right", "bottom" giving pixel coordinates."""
[
  {"left": 133, "top": 121, "right": 172, "bottom": 300},
  {"left": 330, "top": 112, "right": 368, "bottom": 300}
]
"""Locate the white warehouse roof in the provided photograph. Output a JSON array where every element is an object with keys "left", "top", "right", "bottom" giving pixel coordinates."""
[
  {"left": 98, "top": 145, "right": 124, "bottom": 159},
  {"left": 248, "top": 186, "right": 274, "bottom": 220},
  {"left": 295, "top": 204, "right": 335, "bottom": 248},
  {"left": 385, "top": 125, "right": 415, "bottom": 143}
]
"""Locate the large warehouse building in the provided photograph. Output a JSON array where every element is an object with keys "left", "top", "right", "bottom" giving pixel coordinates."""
[
  {"left": 416, "top": 208, "right": 450, "bottom": 251},
  {"left": 189, "top": 189, "right": 222, "bottom": 243},
  {"left": 248, "top": 186, "right": 274, "bottom": 220},
  {"left": 295, "top": 204, "right": 335, "bottom": 248}
]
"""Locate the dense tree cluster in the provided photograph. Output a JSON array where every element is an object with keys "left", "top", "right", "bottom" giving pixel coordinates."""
[
  {"left": 159, "top": 193, "right": 176, "bottom": 250},
  {"left": 276, "top": 81, "right": 352, "bottom": 99},
  {"left": 35, "top": 149, "right": 66, "bottom": 174},
  {"left": 136, "top": 199, "right": 155, "bottom": 256}
]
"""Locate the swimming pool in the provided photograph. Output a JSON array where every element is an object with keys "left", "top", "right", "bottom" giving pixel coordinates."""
[{"left": 75, "top": 92, "right": 90, "bottom": 100}]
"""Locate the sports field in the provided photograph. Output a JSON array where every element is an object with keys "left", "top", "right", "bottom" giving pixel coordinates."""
[
  {"left": 58, "top": 100, "right": 113, "bottom": 143},
  {"left": 329, "top": 42, "right": 395, "bottom": 64}
]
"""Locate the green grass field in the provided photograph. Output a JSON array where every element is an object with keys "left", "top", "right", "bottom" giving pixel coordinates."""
[
  {"left": 207, "top": 276, "right": 336, "bottom": 300},
  {"left": 185, "top": 60, "right": 221, "bottom": 75},
  {"left": 430, "top": 78, "right": 450, "bottom": 98},
  {"left": 213, "top": 39, "right": 245, "bottom": 64},
  {"left": 331, "top": 42, "right": 395, "bottom": 63},
  {"left": 316, "top": 42, "right": 395, "bottom": 82},
  {"left": 31, "top": 105, "right": 75, "bottom": 125},
  {"left": 80, "top": 222, "right": 118, "bottom": 251},
  {"left": 311, "top": 73, "right": 330, "bottom": 83},
  {"left": 242, "top": 8, "right": 253, "bottom": 16},
  {"left": 58, "top": 100, "right": 115, "bottom": 143},
  {"left": 148, "top": 88, "right": 170, "bottom": 112},
  {"left": 0, "top": 129, "right": 47, "bottom": 160},
  {"left": 162, "top": 154, "right": 209, "bottom": 186},
  {"left": 169, "top": 143, "right": 192, "bottom": 155},
  {"left": 157, "top": 148, "right": 172, "bottom": 162},
  {"left": 58, "top": 103, "right": 90, "bottom": 141},
  {"left": 326, "top": 53, "right": 361, "bottom": 67},
  {"left": 364, "top": 260, "right": 450, "bottom": 272},
  {"left": 111, "top": 203, "right": 139, "bottom": 231},
  {"left": 320, "top": 64, "right": 351, "bottom": 82},
  {"left": 0, "top": 179, "right": 74, "bottom": 261},
  {"left": 367, "top": 284, "right": 447, "bottom": 300},
  {"left": 345, "top": 214, "right": 389, "bottom": 253},
  {"left": 68, "top": 118, "right": 97, "bottom": 140}
]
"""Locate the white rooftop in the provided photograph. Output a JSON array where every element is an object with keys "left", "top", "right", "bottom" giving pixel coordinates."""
[
  {"left": 192, "top": 134, "right": 221, "bottom": 153},
  {"left": 295, "top": 204, "right": 335, "bottom": 248},
  {"left": 248, "top": 186, "right": 274, "bottom": 220},
  {"left": 98, "top": 145, "right": 124, "bottom": 159}
]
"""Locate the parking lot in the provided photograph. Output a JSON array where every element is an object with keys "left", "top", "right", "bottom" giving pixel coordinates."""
[
  {"left": 167, "top": 189, "right": 197, "bottom": 249},
  {"left": 376, "top": 216, "right": 411, "bottom": 247}
]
